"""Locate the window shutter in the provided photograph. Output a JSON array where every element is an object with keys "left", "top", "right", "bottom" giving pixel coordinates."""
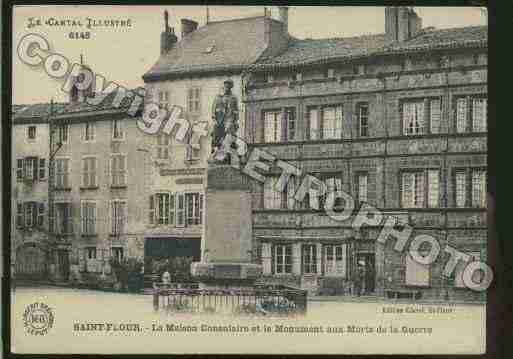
[
  {"left": 17, "top": 159, "right": 24, "bottom": 180},
  {"left": 38, "top": 158, "right": 45, "bottom": 180},
  {"left": 149, "top": 195, "right": 155, "bottom": 225},
  {"left": 336, "top": 105, "right": 344, "bottom": 139},
  {"left": 401, "top": 172, "right": 413, "bottom": 208},
  {"left": 169, "top": 193, "right": 176, "bottom": 225},
  {"left": 280, "top": 109, "right": 287, "bottom": 142},
  {"left": 176, "top": 192, "right": 185, "bottom": 227},
  {"left": 456, "top": 98, "right": 467, "bottom": 133}
]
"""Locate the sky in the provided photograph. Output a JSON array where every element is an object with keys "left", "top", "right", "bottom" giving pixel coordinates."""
[{"left": 12, "top": 6, "right": 487, "bottom": 105}]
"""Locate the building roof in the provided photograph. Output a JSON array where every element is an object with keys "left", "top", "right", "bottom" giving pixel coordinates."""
[
  {"left": 12, "top": 87, "right": 145, "bottom": 122},
  {"left": 255, "top": 25, "right": 487, "bottom": 70},
  {"left": 142, "top": 16, "right": 274, "bottom": 82}
]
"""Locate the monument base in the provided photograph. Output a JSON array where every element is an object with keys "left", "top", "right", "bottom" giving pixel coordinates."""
[{"left": 191, "top": 262, "right": 262, "bottom": 289}]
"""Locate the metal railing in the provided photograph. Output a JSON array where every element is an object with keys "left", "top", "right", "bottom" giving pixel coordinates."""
[{"left": 152, "top": 283, "right": 307, "bottom": 316}]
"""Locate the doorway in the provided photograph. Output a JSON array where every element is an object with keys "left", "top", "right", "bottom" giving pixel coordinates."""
[
  {"left": 356, "top": 252, "right": 375, "bottom": 294},
  {"left": 57, "top": 250, "right": 70, "bottom": 281}
]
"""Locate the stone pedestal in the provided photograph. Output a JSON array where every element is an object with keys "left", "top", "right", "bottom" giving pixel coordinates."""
[{"left": 191, "top": 164, "right": 262, "bottom": 287}]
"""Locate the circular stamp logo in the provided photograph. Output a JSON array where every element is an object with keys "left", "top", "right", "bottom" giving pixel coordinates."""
[{"left": 23, "top": 302, "right": 54, "bottom": 335}]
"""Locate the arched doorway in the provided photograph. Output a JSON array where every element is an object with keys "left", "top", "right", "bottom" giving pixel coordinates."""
[{"left": 16, "top": 243, "right": 49, "bottom": 280}]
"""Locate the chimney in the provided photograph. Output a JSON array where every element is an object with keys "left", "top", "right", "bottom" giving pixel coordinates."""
[
  {"left": 278, "top": 6, "right": 289, "bottom": 34},
  {"left": 385, "top": 6, "right": 422, "bottom": 44},
  {"left": 161, "top": 10, "right": 177, "bottom": 55},
  {"left": 69, "top": 64, "right": 94, "bottom": 104},
  {"left": 181, "top": 19, "right": 198, "bottom": 39}
]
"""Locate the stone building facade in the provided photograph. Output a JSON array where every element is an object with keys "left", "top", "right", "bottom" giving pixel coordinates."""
[
  {"left": 140, "top": 10, "right": 290, "bottom": 274},
  {"left": 243, "top": 7, "right": 487, "bottom": 301}
]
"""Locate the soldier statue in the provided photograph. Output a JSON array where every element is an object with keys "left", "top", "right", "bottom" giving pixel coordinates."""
[{"left": 210, "top": 79, "right": 239, "bottom": 162}]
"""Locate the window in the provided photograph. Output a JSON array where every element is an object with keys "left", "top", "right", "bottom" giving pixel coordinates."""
[
  {"left": 455, "top": 170, "right": 467, "bottom": 208},
  {"left": 356, "top": 173, "right": 368, "bottom": 203},
  {"left": 273, "top": 244, "right": 292, "bottom": 274},
  {"left": 264, "top": 177, "right": 282, "bottom": 209},
  {"left": 324, "top": 244, "right": 346, "bottom": 277},
  {"left": 86, "top": 247, "right": 97, "bottom": 260},
  {"left": 82, "top": 157, "right": 97, "bottom": 187},
  {"left": 16, "top": 202, "right": 23, "bottom": 228},
  {"left": 58, "top": 124, "right": 69, "bottom": 143},
  {"left": 187, "top": 87, "right": 201, "bottom": 113},
  {"left": 176, "top": 193, "right": 185, "bottom": 227},
  {"left": 455, "top": 96, "right": 487, "bottom": 133},
  {"left": 302, "top": 244, "right": 317, "bottom": 274},
  {"left": 402, "top": 101, "right": 425, "bottom": 135},
  {"left": 471, "top": 170, "right": 486, "bottom": 208},
  {"left": 357, "top": 103, "right": 369, "bottom": 137},
  {"left": 16, "top": 159, "right": 24, "bottom": 181},
  {"left": 158, "top": 90, "right": 169, "bottom": 109},
  {"left": 284, "top": 108, "right": 296, "bottom": 141},
  {"left": 295, "top": 72, "right": 302, "bottom": 82},
  {"left": 326, "top": 68, "right": 335, "bottom": 79},
  {"left": 427, "top": 170, "right": 440, "bottom": 208},
  {"left": 405, "top": 251, "right": 430, "bottom": 286},
  {"left": 55, "top": 158, "right": 70, "bottom": 188},
  {"left": 112, "top": 247, "right": 124, "bottom": 261},
  {"left": 156, "top": 133, "right": 170, "bottom": 160},
  {"left": 39, "top": 159, "right": 45, "bottom": 180},
  {"left": 429, "top": 99, "right": 442, "bottom": 134},
  {"left": 307, "top": 105, "right": 343, "bottom": 140},
  {"left": 454, "top": 168, "right": 486, "bottom": 208},
  {"left": 83, "top": 122, "right": 95, "bottom": 141},
  {"left": 24, "top": 202, "right": 35, "bottom": 227},
  {"left": 401, "top": 170, "right": 440, "bottom": 208},
  {"left": 81, "top": 201, "right": 96, "bottom": 235},
  {"left": 112, "top": 119, "right": 124, "bottom": 140},
  {"left": 263, "top": 110, "right": 282, "bottom": 143},
  {"left": 472, "top": 98, "right": 487, "bottom": 132},
  {"left": 152, "top": 193, "right": 173, "bottom": 225},
  {"left": 111, "top": 201, "right": 126, "bottom": 235},
  {"left": 52, "top": 203, "right": 73, "bottom": 234},
  {"left": 37, "top": 203, "right": 45, "bottom": 227},
  {"left": 186, "top": 193, "right": 203, "bottom": 226},
  {"left": 27, "top": 126, "right": 36, "bottom": 140},
  {"left": 110, "top": 154, "right": 127, "bottom": 186},
  {"left": 22, "top": 157, "right": 39, "bottom": 182},
  {"left": 266, "top": 74, "right": 274, "bottom": 83}
]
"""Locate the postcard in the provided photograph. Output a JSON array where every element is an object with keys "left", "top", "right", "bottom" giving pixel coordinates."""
[{"left": 8, "top": 4, "right": 490, "bottom": 355}]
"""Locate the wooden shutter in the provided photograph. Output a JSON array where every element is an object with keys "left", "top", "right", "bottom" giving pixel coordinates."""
[
  {"left": 39, "top": 158, "right": 45, "bottom": 180},
  {"left": 176, "top": 192, "right": 185, "bottom": 227},
  {"left": 149, "top": 195, "right": 155, "bottom": 225}
]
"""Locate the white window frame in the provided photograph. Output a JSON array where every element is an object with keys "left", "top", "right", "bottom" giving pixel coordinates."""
[
  {"left": 39, "top": 158, "right": 46, "bottom": 180},
  {"left": 175, "top": 192, "right": 186, "bottom": 228},
  {"left": 81, "top": 200, "right": 97, "bottom": 235},
  {"left": 401, "top": 171, "right": 425, "bottom": 208},
  {"left": 155, "top": 192, "right": 171, "bottom": 225},
  {"left": 81, "top": 156, "right": 97, "bottom": 188},
  {"left": 110, "top": 153, "right": 127, "bottom": 187},
  {"left": 357, "top": 103, "right": 369, "bottom": 137},
  {"left": 402, "top": 101, "right": 425, "bottom": 135},
  {"left": 322, "top": 106, "right": 343, "bottom": 139},
  {"left": 429, "top": 98, "right": 442, "bottom": 134},
  {"left": 185, "top": 192, "right": 203, "bottom": 226},
  {"left": 112, "top": 119, "right": 125, "bottom": 141},
  {"left": 54, "top": 157, "right": 71, "bottom": 189},
  {"left": 427, "top": 169, "right": 440, "bottom": 208},
  {"left": 263, "top": 110, "right": 282, "bottom": 143},
  {"left": 472, "top": 98, "right": 487, "bottom": 132},
  {"left": 471, "top": 169, "right": 486, "bottom": 208},
  {"left": 83, "top": 122, "right": 96, "bottom": 142},
  {"left": 456, "top": 95, "right": 487, "bottom": 133},
  {"left": 357, "top": 173, "right": 368, "bottom": 203},
  {"left": 302, "top": 244, "right": 317, "bottom": 274},
  {"left": 324, "top": 244, "right": 347, "bottom": 277},
  {"left": 110, "top": 200, "right": 127, "bottom": 236},
  {"left": 273, "top": 244, "right": 293, "bottom": 275},
  {"left": 455, "top": 170, "right": 467, "bottom": 208}
]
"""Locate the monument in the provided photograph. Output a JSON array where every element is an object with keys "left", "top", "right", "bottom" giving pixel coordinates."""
[{"left": 190, "top": 79, "right": 262, "bottom": 289}]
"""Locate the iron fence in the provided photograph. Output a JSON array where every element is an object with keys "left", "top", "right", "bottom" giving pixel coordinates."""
[{"left": 152, "top": 283, "right": 307, "bottom": 316}]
